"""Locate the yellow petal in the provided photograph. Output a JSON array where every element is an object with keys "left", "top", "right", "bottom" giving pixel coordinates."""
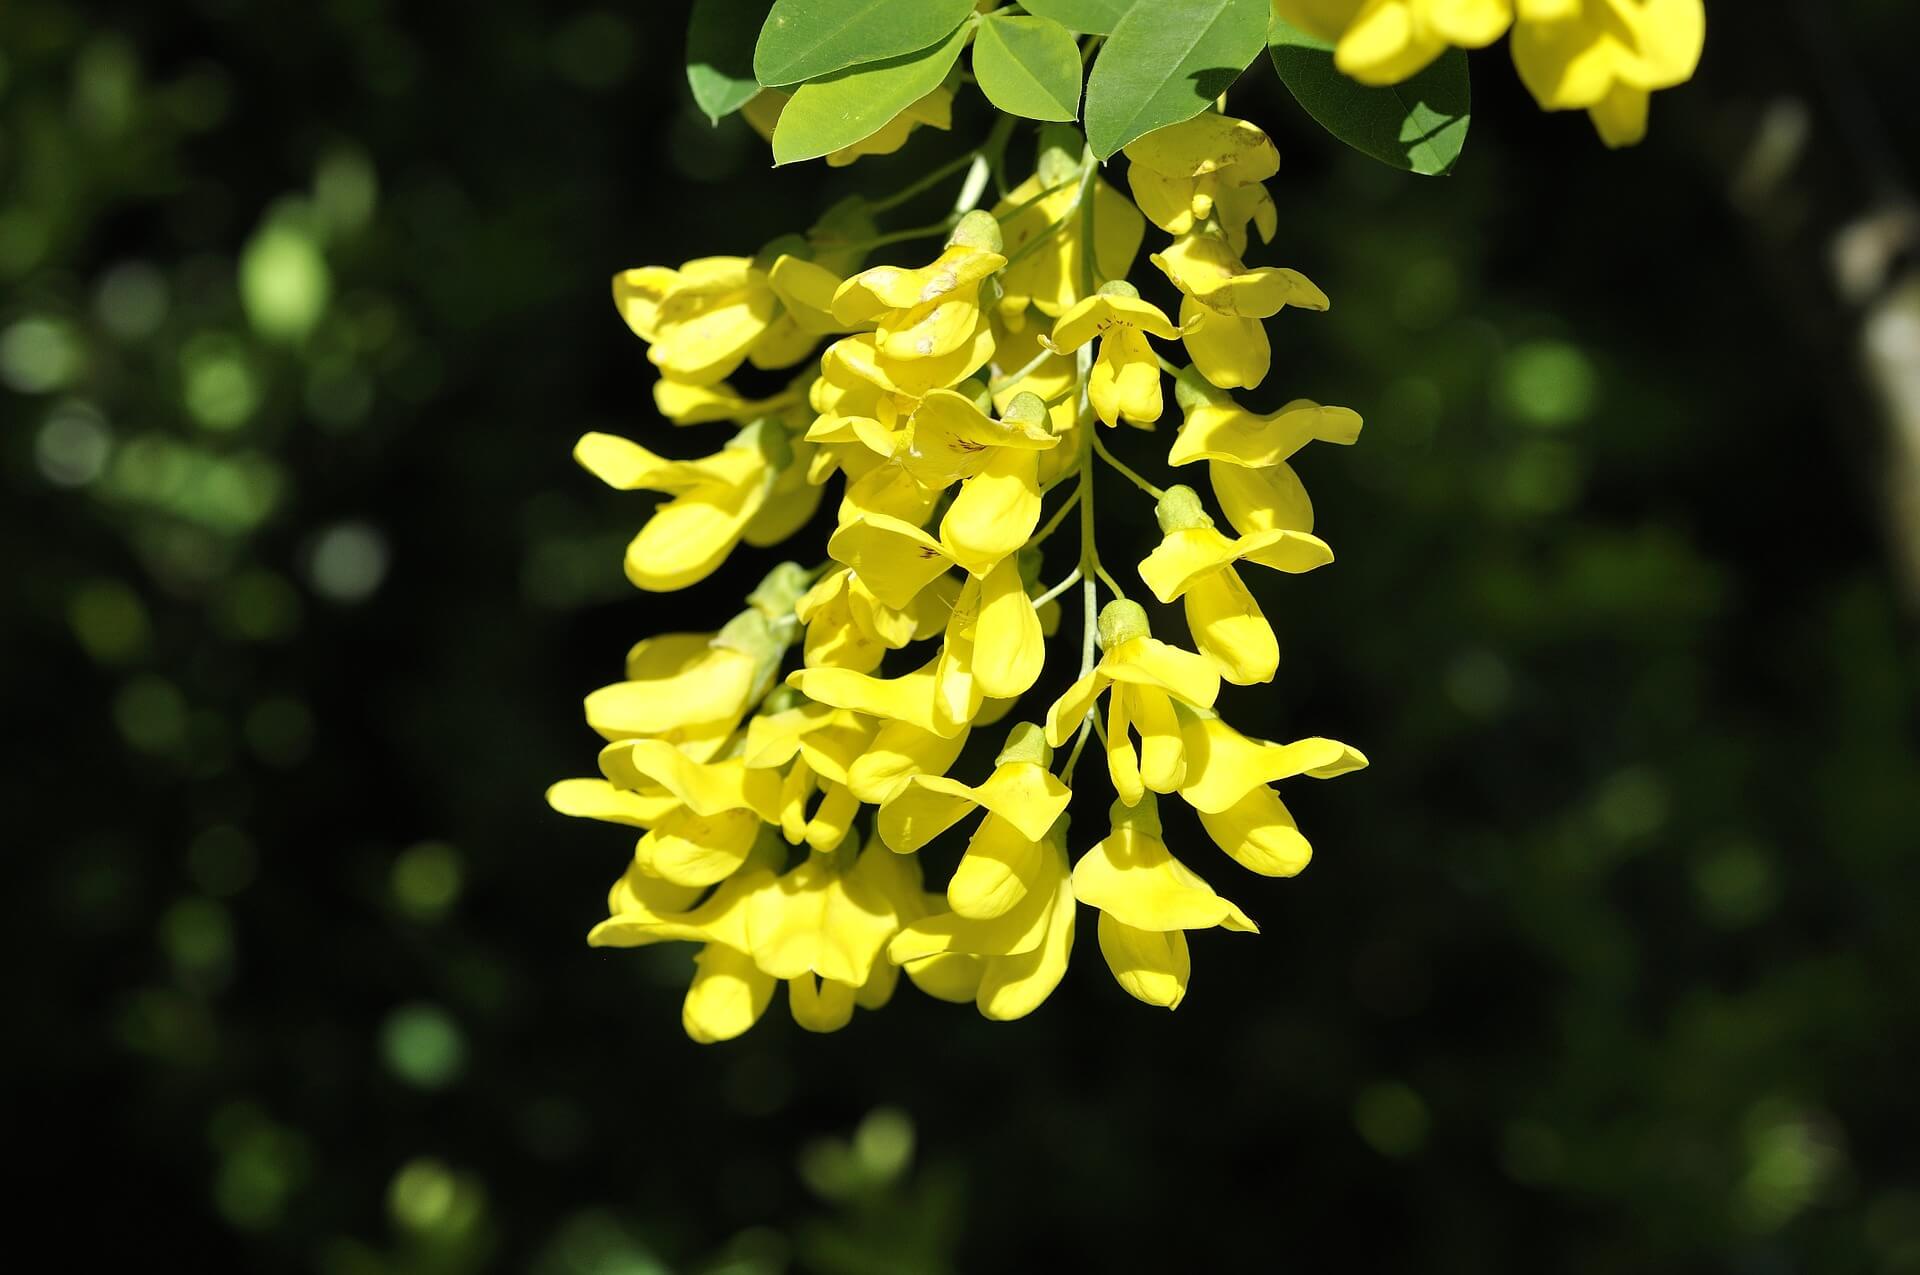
[
  {"left": 1046, "top": 291, "right": 1181, "bottom": 354},
  {"left": 1123, "top": 111, "right": 1280, "bottom": 183},
  {"left": 789, "top": 655, "right": 965, "bottom": 739},
  {"left": 1335, "top": 1, "right": 1447, "bottom": 85},
  {"left": 877, "top": 773, "right": 982, "bottom": 854},
  {"left": 1102, "top": 636, "right": 1221, "bottom": 708},
  {"left": 1197, "top": 784, "right": 1313, "bottom": 877},
  {"left": 1044, "top": 668, "right": 1111, "bottom": 747},
  {"left": 624, "top": 477, "right": 766, "bottom": 592},
  {"left": 948, "top": 813, "right": 1049, "bottom": 920},
  {"left": 613, "top": 739, "right": 785, "bottom": 822},
  {"left": 1090, "top": 328, "right": 1165, "bottom": 428},
  {"left": 846, "top": 719, "right": 971, "bottom": 803},
  {"left": 976, "top": 868, "right": 1075, "bottom": 1020},
  {"left": 1096, "top": 913, "right": 1190, "bottom": 1009},
  {"left": 1169, "top": 398, "right": 1363, "bottom": 467},
  {"left": 1138, "top": 525, "right": 1242, "bottom": 603},
  {"left": 1105, "top": 688, "right": 1144, "bottom": 807},
  {"left": 681, "top": 943, "right": 778, "bottom": 1043},
  {"left": 787, "top": 974, "right": 857, "bottom": 1031},
  {"left": 1210, "top": 460, "right": 1315, "bottom": 536},
  {"left": 1125, "top": 164, "right": 1198, "bottom": 236},
  {"left": 1073, "top": 797, "right": 1255, "bottom": 933},
  {"left": 826, "top": 513, "right": 955, "bottom": 610},
  {"left": 904, "top": 952, "right": 987, "bottom": 1002},
  {"left": 584, "top": 634, "right": 756, "bottom": 737},
  {"left": 1179, "top": 297, "right": 1269, "bottom": 391},
  {"left": 973, "top": 556, "right": 1045, "bottom": 698},
  {"left": 636, "top": 805, "right": 764, "bottom": 886},
  {"left": 1131, "top": 684, "right": 1187, "bottom": 794},
  {"left": 834, "top": 244, "right": 1006, "bottom": 323},
  {"left": 1179, "top": 717, "right": 1371, "bottom": 813},
  {"left": 1185, "top": 568, "right": 1278, "bottom": 686},
  {"left": 764, "top": 254, "right": 846, "bottom": 333},
  {"left": 941, "top": 448, "right": 1041, "bottom": 576},
  {"left": 546, "top": 778, "right": 677, "bottom": 828},
  {"left": 611, "top": 265, "right": 678, "bottom": 342}
]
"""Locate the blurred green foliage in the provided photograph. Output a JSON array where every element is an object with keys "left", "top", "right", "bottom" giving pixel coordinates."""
[{"left": 6, "top": 1, "right": 1920, "bottom": 1272}]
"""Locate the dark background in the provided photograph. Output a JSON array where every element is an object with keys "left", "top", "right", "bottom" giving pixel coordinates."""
[{"left": 7, "top": 1, "right": 1920, "bottom": 1270}]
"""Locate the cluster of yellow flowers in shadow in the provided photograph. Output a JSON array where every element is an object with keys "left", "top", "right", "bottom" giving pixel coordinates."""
[
  {"left": 550, "top": 113, "right": 1367, "bottom": 1041},
  {"left": 1272, "top": 0, "right": 1706, "bottom": 146}
]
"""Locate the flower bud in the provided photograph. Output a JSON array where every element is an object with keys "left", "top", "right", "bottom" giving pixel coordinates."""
[
  {"left": 1097, "top": 599, "right": 1150, "bottom": 651},
  {"left": 948, "top": 208, "right": 1004, "bottom": 254},
  {"left": 1154, "top": 484, "right": 1214, "bottom": 533},
  {"left": 995, "top": 721, "right": 1054, "bottom": 769}
]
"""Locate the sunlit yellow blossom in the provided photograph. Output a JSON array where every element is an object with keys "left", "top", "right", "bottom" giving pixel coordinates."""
[
  {"left": 653, "top": 371, "right": 806, "bottom": 427},
  {"left": 1138, "top": 486, "right": 1332, "bottom": 685},
  {"left": 794, "top": 565, "right": 920, "bottom": 673},
  {"left": 1169, "top": 384, "right": 1363, "bottom": 469},
  {"left": 1123, "top": 113, "right": 1280, "bottom": 248},
  {"left": 834, "top": 225, "right": 1007, "bottom": 363},
  {"left": 1045, "top": 601, "right": 1220, "bottom": 806},
  {"left": 575, "top": 422, "right": 797, "bottom": 592},
  {"left": 579, "top": 630, "right": 760, "bottom": 744},
  {"left": 1152, "top": 234, "right": 1329, "bottom": 391},
  {"left": 1044, "top": 284, "right": 1181, "bottom": 428},
  {"left": 993, "top": 147, "right": 1144, "bottom": 326},
  {"left": 613, "top": 251, "right": 843, "bottom": 387},
  {"left": 1510, "top": 0, "right": 1705, "bottom": 147},
  {"left": 1073, "top": 794, "right": 1256, "bottom": 1009},
  {"left": 1178, "top": 714, "right": 1368, "bottom": 876},
  {"left": 750, "top": 837, "right": 928, "bottom": 1030},
  {"left": 789, "top": 652, "right": 971, "bottom": 740},
  {"left": 878, "top": 723, "right": 1071, "bottom": 910},
  {"left": 888, "top": 823, "right": 1076, "bottom": 1021}
]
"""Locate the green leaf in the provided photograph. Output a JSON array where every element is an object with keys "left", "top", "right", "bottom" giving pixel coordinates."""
[
  {"left": 1083, "top": 0, "right": 1269, "bottom": 159},
  {"left": 687, "top": 0, "right": 770, "bottom": 124},
  {"left": 1266, "top": 17, "right": 1470, "bottom": 176},
  {"left": 771, "top": 22, "right": 970, "bottom": 166},
  {"left": 1018, "top": 0, "right": 1134, "bottom": 35},
  {"left": 972, "top": 13, "right": 1082, "bottom": 122},
  {"left": 753, "top": 0, "right": 976, "bottom": 87}
]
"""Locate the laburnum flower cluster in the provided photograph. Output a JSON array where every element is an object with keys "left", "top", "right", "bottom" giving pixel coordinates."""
[
  {"left": 1272, "top": 0, "right": 1706, "bottom": 147},
  {"left": 549, "top": 113, "right": 1367, "bottom": 1042}
]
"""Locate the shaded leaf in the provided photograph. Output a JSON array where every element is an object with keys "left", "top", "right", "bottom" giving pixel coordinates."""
[
  {"left": 1267, "top": 17, "right": 1471, "bottom": 176},
  {"left": 687, "top": 0, "right": 771, "bottom": 124},
  {"left": 753, "top": 0, "right": 976, "bottom": 87}
]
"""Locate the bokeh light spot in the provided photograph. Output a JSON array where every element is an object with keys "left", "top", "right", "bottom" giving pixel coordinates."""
[
  {"left": 1354, "top": 1081, "right": 1429, "bottom": 1158},
  {"left": 0, "top": 315, "right": 85, "bottom": 393},
  {"left": 380, "top": 1003, "right": 466, "bottom": 1090},
  {"left": 392, "top": 841, "right": 465, "bottom": 921},
  {"left": 36, "top": 399, "right": 114, "bottom": 487},
  {"left": 1501, "top": 339, "right": 1598, "bottom": 429},
  {"left": 308, "top": 520, "right": 390, "bottom": 602}
]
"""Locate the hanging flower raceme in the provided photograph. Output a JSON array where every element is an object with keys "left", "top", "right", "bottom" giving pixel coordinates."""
[{"left": 551, "top": 107, "right": 1367, "bottom": 1040}]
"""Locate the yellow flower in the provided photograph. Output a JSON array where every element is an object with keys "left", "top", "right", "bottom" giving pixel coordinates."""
[
  {"left": 1044, "top": 284, "right": 1181, "bottom": 428},
  {"left": 748, "top": 837, "right": 929, "bottom": 1031},
  {"left": 1044, "top": 601, "right": 1221, "bottom": 806},
  {"left": 878, "top": 722, "right": 1072, "bottom": 907},
  {"left": 1137, "top": 485, "right": 1333, "bottom": 685},
  {"left": 589, "top": 841, "right": 782, "bottom": 1042},
  {"left": 1271, "top": 0, "right": 1513, "bottom": 84},
  {"left": 1178, "top": 714, "right": 1368, "bottom": 876},
  {"left": 793, "top": 565, "right": 921, "bottom": 673},
  {"left": 789, "top": 651, "right": 972, "bottom": 740},
  {"left": 846, "top": 719, "right": 973, "bottom": 804},
  {"left": 1168, "top": 384, "right": 1364, "bottom": 468},
  {"left": 653, "top": 370, "right": 807, "bottom": 427},
  {"left": 888, "top": 823, "right": 1076, "bottom": 1021},
  {"left": 575, "top": 422, "right": 801, "bottom": 592},
  {"left": 612, "top": 251, "right": 844, "bottom": 387},
  {"left": 1071, "top": 794, "right": 1256, "bottom": 1009},
  {"left": 1152, "top": 234, "right": 1329, "bottom": 391},
  {"left": 1510, "top": 0, "right": 1705, "bottom": 147},
  {"left": 1123, "top": 112, "right": 1280, "bottom": 245},
  {"left": 938, "top": 394, "right": 1057, "bottom": 574},
  {"left": 579, "top": 629, "right": 761, "bottom": 746},
  {"left": 992, "top": 145, "right": 1144, "bottom": 326},
  {"left": 900, "top": 387, "right": 1058, "bottom": 490},
  {"left": 834, "top": 217, "right": 1007, "bottom": 363},
  {"left": 742, "top": 695, "right": 876, "bottom": 850}
]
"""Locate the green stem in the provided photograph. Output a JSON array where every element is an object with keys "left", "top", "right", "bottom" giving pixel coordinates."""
[
  {"left": 866, "top": 148, "right": 985, "bottom": 215},
  {"left": 1091, "top": 432, "right": 1166, "bottom": 499},
  {"left": 1031, "top": 566, "right": 1083, "bottom": 609},
  {"left": 1027, "top": 483, "right": 1082, "bottom": 547},
  {"left": 990, "top": 345, "right": 1059, "bottom": 395}
]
